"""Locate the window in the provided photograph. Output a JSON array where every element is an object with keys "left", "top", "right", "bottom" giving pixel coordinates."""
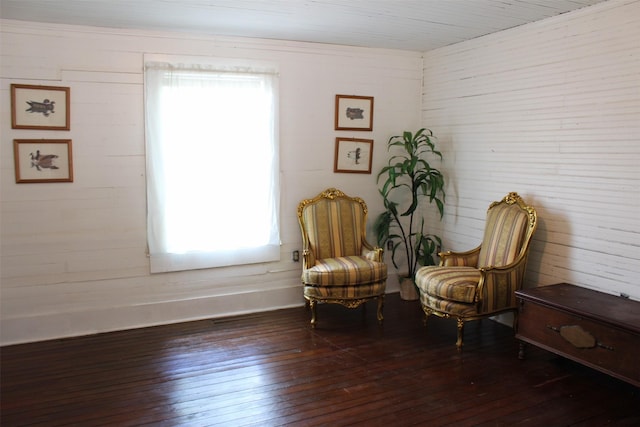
[{"left": 144, "top": 58, "right": 279, "bottom": 273}]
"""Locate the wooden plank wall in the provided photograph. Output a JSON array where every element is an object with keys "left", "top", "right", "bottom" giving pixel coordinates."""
[
  {"left": 421, "top": 0, "right": 640, "bottom": 299},
  {"left": 0, "top": 21, "right": 422, "bottom": 345}
]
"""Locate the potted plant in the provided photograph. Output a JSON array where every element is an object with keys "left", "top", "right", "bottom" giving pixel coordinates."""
[{"left": 373, "top": 128, "right": 445, "bottom": 300}]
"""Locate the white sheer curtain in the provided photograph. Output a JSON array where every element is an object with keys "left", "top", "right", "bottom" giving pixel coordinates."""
[{"left": 144, "top": 59, "right": 280, "bottom": 273}]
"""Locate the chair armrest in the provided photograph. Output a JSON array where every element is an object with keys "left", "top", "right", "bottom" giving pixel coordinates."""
[
  {"left": 361, "top": 238, "right": 384, "bottom": 262},
  {"left": 439, "top": 246, "right": 481, "bottom": 267},
  {"left": 476, "top": 255, "right": 529, "bottom": 313},
  {"left": 302, "top": 249, "right": 316, "bottom": 270},
  {"left": 364, "top": 247, "right": 384, "bottom": 262}
]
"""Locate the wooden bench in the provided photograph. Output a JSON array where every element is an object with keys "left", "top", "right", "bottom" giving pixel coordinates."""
[{"left": 515, "top": 283, "right": 640, "bottom": 387}]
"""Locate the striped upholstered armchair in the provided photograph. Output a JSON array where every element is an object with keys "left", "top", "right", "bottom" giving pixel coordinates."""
[
  {"left": 415, "top": 192, "right": 537, "bottom": 348},
  {"left": 297, "top": 188, "right": 387, "bottom": 327}
]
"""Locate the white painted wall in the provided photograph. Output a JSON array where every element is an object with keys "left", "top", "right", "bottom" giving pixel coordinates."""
[
  {"left": 0, "top": 21, "right": 422, "bottom": 345},
  {"left": 421, "top": 0, "right": 640, "bottom": 300}
]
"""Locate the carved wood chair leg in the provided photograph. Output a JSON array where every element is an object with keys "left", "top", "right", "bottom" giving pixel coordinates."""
[
  {"left": 422, "top": 308, "right": 430, "bottom": 326},
  {"left": 309, "top": 300, "right": 317, "bottom": 328},
  {"left": 376, "top": 295, "right": 385, "bottom": 324},
  {"left": 456, "top": 318, "right": 465, "bottom": 350}
]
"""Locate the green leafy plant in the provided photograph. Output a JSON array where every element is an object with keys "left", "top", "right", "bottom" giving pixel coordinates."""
[{"left": 374, "top": 128, "right": 445, "bottom": 280}]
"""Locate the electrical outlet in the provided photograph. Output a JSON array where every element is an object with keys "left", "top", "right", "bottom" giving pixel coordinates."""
[
  {"left": 292, "top": 250, "right": 300, "bottom": 262},
  {"left": 386, "top": 240, "right": 393, "bottom": 250}
]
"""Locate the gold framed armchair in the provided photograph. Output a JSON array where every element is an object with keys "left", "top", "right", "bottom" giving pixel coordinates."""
[
  {"left": 415, "top": 192, "right": 537, "bottom": 348},
  {"left": 297, "top": 188, "right": 387, "bottom": 327}
]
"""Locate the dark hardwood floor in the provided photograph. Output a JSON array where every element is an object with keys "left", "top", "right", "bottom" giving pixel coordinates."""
[{"left": 1, "top": 292, "right": 638, "bottom": 426}]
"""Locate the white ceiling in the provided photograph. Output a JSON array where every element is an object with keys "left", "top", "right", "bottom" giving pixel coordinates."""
[{"left": 0, "top": 0, "right": 608, "bottom": 51}]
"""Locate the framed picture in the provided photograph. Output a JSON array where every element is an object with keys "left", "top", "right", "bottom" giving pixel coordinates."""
[
  {"left": 334, "top": 137, "right": 373, "bottom": 174},
  {"left": 13, "top": 139, "right": 74, "bottom": 183},
  {"left": 334, "top": 95, "right": 374, "bottom": 131},
  {"left": 11, "top": 84, "right": 70, "bottom": 130}
]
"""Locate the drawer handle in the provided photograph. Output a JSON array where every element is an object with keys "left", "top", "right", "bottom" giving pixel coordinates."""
[{"left": 546, "top": 324, "right": 614, "bottom": 351}]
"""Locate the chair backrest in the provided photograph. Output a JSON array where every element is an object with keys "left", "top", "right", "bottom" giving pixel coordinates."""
[
  {"left": 297, "top": 188, "right": 368, "bottom": 260},
  {"left": 477, "top": 192, "right": 537, "bottom": 268}
]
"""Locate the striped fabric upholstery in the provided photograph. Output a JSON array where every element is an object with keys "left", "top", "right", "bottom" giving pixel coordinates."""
[
  {"left": 302, "top": 198, "right": 364, "bottom": 260},
  {"left": 414, "top": 266, "right": 481, "bottom": 304},
  {"left": 477, "top": 202, "right": 528, "bottom": 268},
  {"left": 305, "top": 281, "right": 387, "bottom": 300},
  {"left": 298, "top": 189, "right": 387, "bottom": 316},
  {"left": 479, "top": 270, "right": 522, "bottom": 312},
  {"left": 420, "top": 293, "right": 477, "bottom": 317},
  {"left": 303, "top": 255, "right": 387, "bottom": 286},
  {"left": 441, "top": 251, "right": 479, "bottom": 267}
]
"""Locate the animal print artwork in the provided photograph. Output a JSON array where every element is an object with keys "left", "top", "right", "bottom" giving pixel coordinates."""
[
  {"left": 26, "top": 99, "right": 56, "bottom": 117},
  {"left": 345, "top": 107, "right": 364, "bottom": 120},
  {"left": 30, "top": 150, "right": 59, "bottom": 171}
]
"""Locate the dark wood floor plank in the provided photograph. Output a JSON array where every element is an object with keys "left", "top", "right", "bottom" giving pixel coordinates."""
[{"left": 1, "top": 293, "right": 637, "bottom": 426}]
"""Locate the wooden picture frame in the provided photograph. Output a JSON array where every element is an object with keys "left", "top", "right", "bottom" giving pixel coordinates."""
[
  {"left": 334, "top": 137, "right": 373, "bottom": 174},
  {"left": 11, "top": 84, "right": 70, "bottom": 130},
  {"left": 334, "top": 95, "right": 374, "bottom": 131},
  {"left": 13, "top": 139, "right": 74, "bottom": 183}
]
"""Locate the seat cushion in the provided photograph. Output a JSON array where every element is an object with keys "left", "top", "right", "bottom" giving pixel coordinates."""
[
  {"left": 415, "top": 266, "right": 481, "bottom": 304},
  {"left": 302, "top": 255, "right": 387, "bottom": 286},
  {"left": 420, "top": 293, "right": 478, "bottom": 317}
]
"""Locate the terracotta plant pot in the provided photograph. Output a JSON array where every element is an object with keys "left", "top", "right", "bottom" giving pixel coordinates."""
[{"left": 399, "top": 276, "right": 419, "bottom": 301}]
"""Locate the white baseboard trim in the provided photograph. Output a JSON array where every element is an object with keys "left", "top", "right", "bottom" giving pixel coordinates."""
[{"left": 1, "top": 286, "right": 304, "bottom": 346}]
